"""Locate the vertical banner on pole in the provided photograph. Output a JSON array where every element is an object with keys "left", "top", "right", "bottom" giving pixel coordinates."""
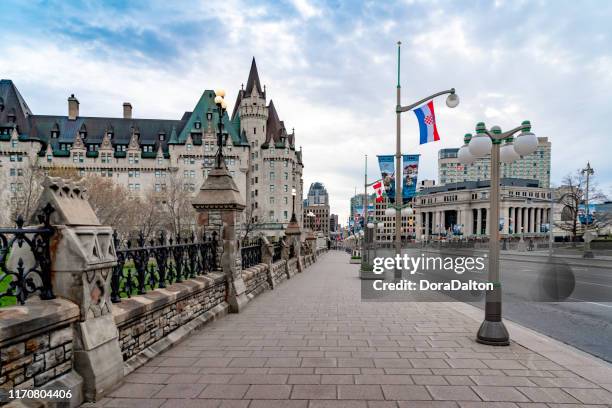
[
  {"left": 402, "top": 154, "right": 420, "bottom": 203},
  {"left": 377, "top": 155, "right": 395, "bottom": 203}
]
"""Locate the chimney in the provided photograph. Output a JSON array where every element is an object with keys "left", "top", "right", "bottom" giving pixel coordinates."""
[
  {"left": 68, "top": 94, "right": 79, "bottom": 120},
  {"left": 123, "top": 102, "right": 132, "bottom": 119}
]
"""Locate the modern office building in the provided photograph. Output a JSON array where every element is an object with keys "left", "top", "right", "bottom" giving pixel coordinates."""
[
  {"left": 303, "top": 182, "right": 330, "bottom": 236},
  {"left": 438, "top": 136, "right": 551, "bottom": 188}
]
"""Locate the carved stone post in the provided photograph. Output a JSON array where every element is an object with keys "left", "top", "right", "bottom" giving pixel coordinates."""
[
  {"left": 193, "top": 167, "right": 249, "bottom": 313},
  {"left": 35, "top": 178, "right": 123, "bottom": 402},
  {"left": 261, "top": 236, "right": 276, "bottom": 289},
  {"left": 285, "top": 216, "right": 302, "bottom": 272}
]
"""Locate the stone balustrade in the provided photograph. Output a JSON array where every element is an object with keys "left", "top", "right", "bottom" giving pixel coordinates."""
[{"left": 0, "top": 176, "right": 323, "bottom": 406}]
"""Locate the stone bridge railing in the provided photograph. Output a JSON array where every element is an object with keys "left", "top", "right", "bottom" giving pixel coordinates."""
[{"left": 0, "top": 176, "right": 327, "bottom": 406}]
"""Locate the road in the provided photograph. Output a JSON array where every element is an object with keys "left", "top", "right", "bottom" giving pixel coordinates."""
[{"left": 371, "top": 247, "right": 612, "bottom": 363}]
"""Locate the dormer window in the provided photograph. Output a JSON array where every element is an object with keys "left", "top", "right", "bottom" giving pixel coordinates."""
[
  {"left": 194, "top": 121, "right": 201, "bottom": 130},
  {"left": 51, "top": 123, "right": 60, "bottom": 139},
  {"left": 7, "top": 108, "right": 16, "bottom": 123},
  {"left": 206, "top": 112, "right": 213, "bottom": 121},
  {"left": 0, "top": 97, "right": 4, "bottom": 112},
  {"left": 159, "top": 131, "right": 166, "bottom": 141},
  {"left": 79, "top": 123, "right": 87, "bottom": 140}
]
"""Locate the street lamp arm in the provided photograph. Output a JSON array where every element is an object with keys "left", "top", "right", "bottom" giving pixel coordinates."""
[
  {"left": 397, "top": 88, "right": 456, "bottom": 112},
  {"left": 482, "top": 124, "right": 529, "bottom": 141}
]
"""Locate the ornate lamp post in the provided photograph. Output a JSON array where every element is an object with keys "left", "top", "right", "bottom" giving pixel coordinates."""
[
  {"left": 213, "top": 89, "right": 229, "bottom": 169},
  {"left": 458, "top": 120, "right": 538, "bottom": 345},
  {"left": 581, "top": 162, "right": 595, "bottom": 258},
  {"left": 394, "top": 41, "right": 459, "bottom": 270}
]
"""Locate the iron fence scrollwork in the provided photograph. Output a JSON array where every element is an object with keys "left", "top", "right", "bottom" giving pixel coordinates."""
[
  {"left": 272, "top": 242, "right": 282, "bottom": 262},
  {"left": 0, "top": 204, "right": 56, "bottom": 305},
  {"left": 241, "top": 238, "right": 262, "bottom": 269},
  {"left": 111, "top": 230, "right": 217, "bottom": 303}
]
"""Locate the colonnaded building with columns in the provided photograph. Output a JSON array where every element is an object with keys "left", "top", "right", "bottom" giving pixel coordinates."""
[
  {"left": 0, "top": 58, "right": 304, "bottom": 234},
  {"left": 414, "top": 178, "right": 553, "bottom": 240}
]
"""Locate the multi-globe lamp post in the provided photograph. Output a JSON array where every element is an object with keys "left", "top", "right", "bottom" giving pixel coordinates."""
[{"left": 458, "top": 120, "right": 538, "bottom": 345}]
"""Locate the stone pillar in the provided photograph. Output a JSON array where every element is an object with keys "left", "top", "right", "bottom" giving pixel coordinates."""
[
  {"left": 193, "top": 166, "right": 248, "bottom": 313},
  {"left": 529, "top": 208, "right": 534, "bottom": 234},
  {"left": 424, "top": 211, "right": 430, "bottom": 238},
  {"left": 476, "top": 208, "right": 482, "bottom": 236},
  {"left": 285, "top": 213, "right": 302, "bottom": 271},
  {"left": 35, "top": 177, "right": 123, "bottom": 402},
  {"left": 261, "top": 236, "right": 276, "bottom": 289},
  {"left": 516, "top": 207, "right": 522, "bottom": 235},
  {"left": 535, "top": 208, "right": 541, "bottom": 235}
]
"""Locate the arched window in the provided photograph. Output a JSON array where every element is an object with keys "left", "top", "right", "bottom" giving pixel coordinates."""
[{"left": 561, "top": 206, "right": 574, "bottom": 222}]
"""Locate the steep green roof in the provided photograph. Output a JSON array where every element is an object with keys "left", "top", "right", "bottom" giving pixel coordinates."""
[{"left": 177, "top": 90, "right": 246, "bottom": 146}]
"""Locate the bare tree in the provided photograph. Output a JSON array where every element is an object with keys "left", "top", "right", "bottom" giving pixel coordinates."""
[
  {"left": 157, "top": 171, "right": 196, "bottom": 239},
  {"left": 133, "top": 189, "right": 166, "bottom": 242},
  {"left": 4, "top": 159, "right": 46, "bottom": 224},
  {"left": 81, "top": 176, "right": 142, "bottom": 237},
  {"left": 556, "top": 169, "right": 608, "bottom": 242},
  {"left": 240, "top": 206, "right": 264, "bottom": 241}
]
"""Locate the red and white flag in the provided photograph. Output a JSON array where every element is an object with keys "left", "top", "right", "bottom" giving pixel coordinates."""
[{"left": 371, "top": 179, "right": 384, "bottom": 203}]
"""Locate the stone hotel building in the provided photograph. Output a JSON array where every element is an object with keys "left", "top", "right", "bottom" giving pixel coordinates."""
[{"left": 0, "top": 59, "right": 304, "bottom": 234}]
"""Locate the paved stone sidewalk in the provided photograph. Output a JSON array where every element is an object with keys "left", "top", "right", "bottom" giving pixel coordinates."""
[{"left": 95, "top": 251, "right": 612, "bottom": 407}]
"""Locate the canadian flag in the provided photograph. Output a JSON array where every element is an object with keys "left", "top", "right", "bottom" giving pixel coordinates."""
[{"left": 371, "top": 180, "right": 384, "bottom": 203}]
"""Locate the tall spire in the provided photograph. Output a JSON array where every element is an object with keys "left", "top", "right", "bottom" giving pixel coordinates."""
[{"left": 245, "top": 57, "right": 264, "bottom": 97}]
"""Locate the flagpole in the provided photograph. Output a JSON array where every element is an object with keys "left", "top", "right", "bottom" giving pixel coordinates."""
[
  {"left": 364, "top": 154, "right": 368, "bottom": 264},
  {"left": 395, "top": 41, "right": 402, "bottom": 279}
]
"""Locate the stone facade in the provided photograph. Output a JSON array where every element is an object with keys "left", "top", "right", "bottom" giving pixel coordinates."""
[
  {"left": 1, "top": 322, "right": 73, "bottom": 390},
  {"left": 0, "top": 298, "right": 82, "bottom": 405},
  {"left": 241, "top": 264, "right": 270, "bottom": 298},
  {"left": 113, "top": 273, "right": 226, "bottom": 361},
  {"left": 415, "top": 179, "right": 553, "bottom": 240},
  {"left": 0, "top": 59, "right": 304, "bottom": 236},
  {"left": 270, "top": 260, "right": 288, "bottom": 285}
]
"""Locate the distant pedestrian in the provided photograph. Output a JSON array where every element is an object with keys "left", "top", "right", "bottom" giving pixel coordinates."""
[{"left": 528, "top": 239, "right": 534, "bottom": 251}]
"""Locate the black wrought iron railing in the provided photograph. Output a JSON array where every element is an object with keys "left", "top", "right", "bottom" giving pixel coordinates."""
[
  {"left": 241, "top": 238, "right": 262, "bottom": 269},
  {"left": 289, "top": 242, "right": 295, "bottom": 259},
  {"left": 272, "top": 242, "right": 282, "bottom": 262},
  {"left": 111, "top": 231, "right": 217, "bottom": 303},
  {"left": 0, "top": 204, "right": 55, "bottom": 306}
]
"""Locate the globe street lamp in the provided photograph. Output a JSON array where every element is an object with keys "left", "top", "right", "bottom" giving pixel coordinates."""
[
  {"left": 213, "top": 89, "right": 229, "bottom": 169},
  {"left": 458, "top": 120, "right": 538, "bottom": 346}
]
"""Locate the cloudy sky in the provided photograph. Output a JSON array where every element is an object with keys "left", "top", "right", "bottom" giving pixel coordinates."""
[{"left": 1, "top": 0, "right": 611, "bottom": 224}]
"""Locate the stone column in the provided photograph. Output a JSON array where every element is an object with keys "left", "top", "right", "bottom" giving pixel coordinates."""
[
  {"left": 516, "top": 207, "right": 522, "bottom": 235},
  {"left": 261, "top": 236, "right": 276, "bottom": 289},
  {"left": 535, "top": 207, "right": 541, "bottom": 235},
  {"left": 485, "top": 208, "right": 490, "bottom": 236},
  {"left": 35, "top": 177, "right": 123, "bottom": 402},
  {"left": 285, "top": 214, "right": 302, "bottom": 272},
  {"left": 193, "top": 166, "right": 249, "bottom": 313}
]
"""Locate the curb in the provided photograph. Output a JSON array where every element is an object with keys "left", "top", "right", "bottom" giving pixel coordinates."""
[{"left": 447, "top": 301, "right": 612, "bottom": 391}]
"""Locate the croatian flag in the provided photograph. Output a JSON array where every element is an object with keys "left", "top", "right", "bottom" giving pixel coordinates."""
[{"left": 414, "top": 100, "right": 440, "bottom": 145}]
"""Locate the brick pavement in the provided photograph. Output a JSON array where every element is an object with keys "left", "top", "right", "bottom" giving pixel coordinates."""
[{"left": 94, "top": 251, "right": 612, "bottom": 407}]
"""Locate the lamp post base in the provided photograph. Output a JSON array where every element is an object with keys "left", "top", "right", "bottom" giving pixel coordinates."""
[{"left": 476, "top": 320, "right": 510, "bottom": 346}]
